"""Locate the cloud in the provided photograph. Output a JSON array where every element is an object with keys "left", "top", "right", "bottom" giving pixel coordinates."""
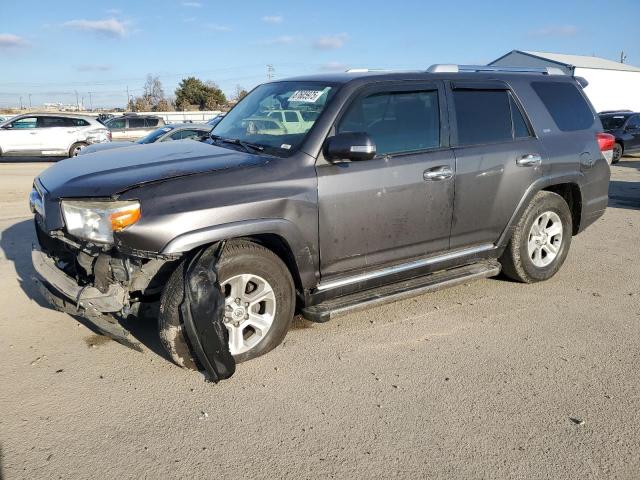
[
  {"left": 320, "top": 62, "right": 348, "bottom": 71},
  {"left": 262, "top": 35, "right": 295, "bottom": 45},
  {"left": 206, "top": 24, "right": 232, "bottom": 32},
  {"left": 0, "top": 33, "right": 29, "bottom": 49},
  {"left": 313, "top": 33, "right": 348, "bottom": 50},
  {"left": 181, "top": 1, "right": 202, "bottom": 7},
  {"left": 63, "top": 18, "right": 127, "bottom": 38},
  {"left": 75, "top": 64, "right": 112, "bottom": 72},
  {"left": 262, "top": 15, "right": 283, "bottom": 24},
  {"left": 105, "top": 8, "right": 121, "bottom": 15},
  {"left": 529, "top": 25, "right": 578, "bottom": 37}
]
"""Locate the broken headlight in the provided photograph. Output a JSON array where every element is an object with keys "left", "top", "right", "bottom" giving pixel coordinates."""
[{"left": 61, "top": 200, "right": 141, "bottom": 243}]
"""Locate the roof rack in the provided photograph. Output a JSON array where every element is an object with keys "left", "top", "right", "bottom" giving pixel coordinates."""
[
  {"left": 345, "top": 68, "right": 390, "bottom": 73},
  {"left": 427, "top": 64, "right": 565, "bottom": 75}
]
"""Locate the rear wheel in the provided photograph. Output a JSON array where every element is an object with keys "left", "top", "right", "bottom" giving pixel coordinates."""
[
  {"left": 159, "top": 240, "right": 295, "bottom": 368},
  {"left": 69, "top": 142, "right": 87, "bottom": 157},
  {"left": 612, "top": 143, "right": 623, "bottom": 164},
  {"left": 500, "top": 191, "right": 572, "bottom": 283}
]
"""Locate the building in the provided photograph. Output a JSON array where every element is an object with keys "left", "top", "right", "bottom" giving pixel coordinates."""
[{"left": 489, "top": 50, "right": 640, "bottom": 113}]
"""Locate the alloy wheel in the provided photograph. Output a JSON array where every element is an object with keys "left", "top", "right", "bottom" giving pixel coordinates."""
[{"left": 527, "top": 211, "right": 563, "bottom": 268}]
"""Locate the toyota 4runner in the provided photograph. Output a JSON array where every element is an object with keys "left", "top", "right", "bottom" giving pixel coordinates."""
[{"left": 30, "top": 65, "right": 611, "bottom": 373}]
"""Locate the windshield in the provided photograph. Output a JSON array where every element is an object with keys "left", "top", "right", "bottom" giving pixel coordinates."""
[
  {"left": 599, "top": 114, "right": 629, "bottom": 130},
  {"left": 136, "top": 126, "right": 173, "bottom": 144},
  {"left": 212, "top": 81, "right": 337, "bottom": 155}
]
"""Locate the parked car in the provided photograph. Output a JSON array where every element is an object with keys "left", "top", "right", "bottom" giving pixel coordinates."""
[
  {"left": 79, "top": 124, "right": 212, "bottom": 155},
  {"left": 0, "top": 113, "right": 111, "bottom": 158},
  {"left": 30, "top": 65, "right": 610, "bottom": 376},
  {"left": 598, "top": 111, "right": 640, "bottom": 163},
  {"left": 206, "top": 113, "right": 226, "bottom": 127},
  {"left": 104, "top": 114, "right": 165, "bottom": 141}
]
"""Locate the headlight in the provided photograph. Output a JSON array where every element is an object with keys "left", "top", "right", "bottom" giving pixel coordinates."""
[{"left": 61, "top": 200, "right": 141, "bottom": 243}]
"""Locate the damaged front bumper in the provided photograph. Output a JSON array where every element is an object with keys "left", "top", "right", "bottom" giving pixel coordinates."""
[{"left": 32, "top": 246, "right": 127, "bottom": 316}]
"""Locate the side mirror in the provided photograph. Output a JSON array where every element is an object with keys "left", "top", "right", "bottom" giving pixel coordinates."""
[{"left": 325, "top": 132, "right": 376, "bottom": 162}]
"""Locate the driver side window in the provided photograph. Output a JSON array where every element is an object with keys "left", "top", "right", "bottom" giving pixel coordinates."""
[
  {"left": 338, "top": 90, "right": 440, "bottom": 156},
  {"left": 9, "top": 117, "right": 38, "bottom": 129}
]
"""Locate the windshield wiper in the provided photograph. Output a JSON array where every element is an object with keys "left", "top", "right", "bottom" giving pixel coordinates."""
[{"left": 210, "top": 135, "right": 264, "bottom": 153}]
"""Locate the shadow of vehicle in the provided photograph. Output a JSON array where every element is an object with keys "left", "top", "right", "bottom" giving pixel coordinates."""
[
  {"left": 0, "top": 219, "right": 172, "bottom": 362},
  {"left": 609, "top": 180, "right": 640, "bottom": 210},
  {"left": 614, "top": 156, "right": 640, "bottom": 171}
]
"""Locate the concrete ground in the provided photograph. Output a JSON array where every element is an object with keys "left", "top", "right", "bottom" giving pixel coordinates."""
[{"left": 0, "top": 157, "right": 639, "bottom": 479}]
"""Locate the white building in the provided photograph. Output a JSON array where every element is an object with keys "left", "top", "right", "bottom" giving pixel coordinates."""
[{"left": 489, "top": 50, "right": 640, "bottom": 113}]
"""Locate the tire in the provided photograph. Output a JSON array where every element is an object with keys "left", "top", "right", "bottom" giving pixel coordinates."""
[
  {"left": 158, "top": 240, "right": 295, "bottom": 369},
  {"left": 69, "top": 142, "right": 87, "bottom": 157},
  {"left": 499, "top": 191, "right": 572, "bottom": 283},
  {"left": 612, "top": 143, "right": 623, "bottom": 164}
]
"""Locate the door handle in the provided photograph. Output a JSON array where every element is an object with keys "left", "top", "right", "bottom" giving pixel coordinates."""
[
  {"left": 424, "top": 166, "right": 453, "bottom": 181},
  {"left": 516, "top": 154, "right": 542, "bottom": 167},
  {"left": 29, "top": 132, "right": 38, "bottom": 135}
]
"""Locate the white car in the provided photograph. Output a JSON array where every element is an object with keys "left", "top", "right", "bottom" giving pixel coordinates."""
[{"left": 0, "top": 113, "right": 111, "bottom": 158}]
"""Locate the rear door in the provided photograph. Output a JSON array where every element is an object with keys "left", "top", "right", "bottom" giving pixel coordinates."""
[
  {"left": 317, "top": 81, "right": 455, "bottom": 278},
  {"left": 106, "top": 117, "right": 126, "bottom": 140},
  {"left": 37, "top": 116, "right": 78, "bottom": 153},
  {"left": 625, "top": 115, "right": 640, "bottom": 151},
  {"left": 448, "top": 82, "right": 543, "bottom": 249}
]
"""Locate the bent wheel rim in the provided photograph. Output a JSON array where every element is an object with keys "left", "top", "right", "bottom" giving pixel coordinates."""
[
  {"left": 220, "top": 273, "right": 276, "bottom": 355},
  {"left": 527, "top": 211, "right": 563, "bottom": 268}
]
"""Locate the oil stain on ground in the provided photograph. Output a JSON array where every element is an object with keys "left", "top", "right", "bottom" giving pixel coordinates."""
[{"left": 84, "top": 334, "right": 112, "bottom": 348}]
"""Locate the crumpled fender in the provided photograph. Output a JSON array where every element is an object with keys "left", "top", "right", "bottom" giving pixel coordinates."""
[{"left": 180, "top": 243, "right": 235, "bottom": 382}]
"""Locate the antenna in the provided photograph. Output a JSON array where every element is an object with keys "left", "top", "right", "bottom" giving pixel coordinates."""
[{"left": 267, "top": 64, "right": 275, "bottom": 80}]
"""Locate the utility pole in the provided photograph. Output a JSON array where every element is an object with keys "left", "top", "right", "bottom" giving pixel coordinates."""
[
  {"left": 88, "top": 92, "right": 93, "bottom": 111},
  {"left": 75, "top": 90, "right": 79, "bottom": 111},
  {"left": 19, "top": 96, "right": 23, "bottom": 110},
  {"left": 267, "top": 64, "right": 274, "bottom": 81},
  {"left": 28, "top": 94, "right": 32, "bottom": 109},
  {"left": 620, "top": 51, "right": 627, "bottom": 64},
  {"left": 126, "top": 85, "right": 130, "bottom": 110}
]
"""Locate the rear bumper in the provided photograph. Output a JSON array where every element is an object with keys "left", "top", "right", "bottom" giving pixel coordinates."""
[{"left": 31, "top": 246, "right": 127, "bottom": 316}]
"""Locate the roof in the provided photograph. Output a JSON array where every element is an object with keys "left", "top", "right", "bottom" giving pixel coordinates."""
[{"left": 498, "top": 50, "right": 640, "bottom": 72}]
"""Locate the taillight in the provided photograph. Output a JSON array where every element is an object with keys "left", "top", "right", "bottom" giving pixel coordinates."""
[
  {"left": 107, "top": 130, "right": 112, "bottom": 141},
  {"left": 596, "top": 132, "right": 615, "bottom": 151}
]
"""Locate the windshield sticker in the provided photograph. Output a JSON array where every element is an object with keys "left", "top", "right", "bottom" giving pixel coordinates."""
[
  {"left": 280, "top": 143, "right": 292, "bottom": 150},
  {"left": 289, "top": 90, "right": 324, "bottom": 103}
]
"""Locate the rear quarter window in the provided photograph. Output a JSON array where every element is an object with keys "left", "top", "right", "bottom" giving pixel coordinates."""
[{"left": 531, "top": 81, "right": 594, "bottom": 131}]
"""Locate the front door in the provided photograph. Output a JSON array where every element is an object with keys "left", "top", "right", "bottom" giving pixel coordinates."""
[
  {"left": 626, "top": 115, "right": 640, "bottom": 151},
  {"left": 317, "top": 83, "right": 455, "bottom": 279}
]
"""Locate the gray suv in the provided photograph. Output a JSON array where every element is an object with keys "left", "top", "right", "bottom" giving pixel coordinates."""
[{"left": 30, "top": 65, "right": 611, "bottom": 372}]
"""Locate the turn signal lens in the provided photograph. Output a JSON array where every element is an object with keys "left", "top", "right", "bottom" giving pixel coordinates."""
[{"left": 109, "top": 205, "right": 141, "bottom": 231}]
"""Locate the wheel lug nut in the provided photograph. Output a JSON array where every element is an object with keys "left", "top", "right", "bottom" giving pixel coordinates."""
[
  {"left": 235, "top": 298, "right": 241, "bottom": 305},
  {"left": 245, "top": 302, "right": 249, "bottom": 307},
  {"left": 244, "top": 314, "right": 249, "bottom": 320}
]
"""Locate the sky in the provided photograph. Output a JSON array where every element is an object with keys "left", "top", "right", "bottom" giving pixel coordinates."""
[{"left": 1, "top": 0, "right": 639, "bottom": 108}]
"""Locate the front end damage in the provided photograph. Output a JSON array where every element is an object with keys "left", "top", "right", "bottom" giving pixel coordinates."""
[{"left": 32, "top": 220, "right": 235, "bottom": 381}]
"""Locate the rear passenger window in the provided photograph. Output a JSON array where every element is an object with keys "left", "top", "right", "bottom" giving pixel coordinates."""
[
  {"left": 129, "top": 118, "right": 146, "bottom": 128},
  {"left": 510, "top": 95, "right": 531, "bottom": 138},
  {"left": 453, "top": 90, "right": 512, "bottom": 145},
  {"left": 339, "top": 90, "right": 440, "bottom": 156},
  {"left": 531, "top": 81, "right": 594, "bottom": 131},
  {"left": 145, "top": 118, "right": 159, "bottom": 127}
]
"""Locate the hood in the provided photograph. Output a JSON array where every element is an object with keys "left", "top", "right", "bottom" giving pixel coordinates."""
[
  {"left": 38, "top": 140, "right": 268, "bottom": 198},
  {"left": 79, "top": 141, "right": 134, "bottom": 155}
]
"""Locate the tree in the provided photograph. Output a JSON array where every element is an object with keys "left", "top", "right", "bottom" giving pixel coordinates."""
[
  {"left": 175, "top": 77, "right": 227, "bottom": 111},
  {"left": 233, "top": 84, "right": 248, "bottom": 102},
  {"left": 154, "top": 98, "right": 173, "bottom": 112},
  {"left": 134, "top": 96, "right": 151, "bottom": 112},
  {"left": 143, "top": 74, "right": 165, "bottom": 106}
]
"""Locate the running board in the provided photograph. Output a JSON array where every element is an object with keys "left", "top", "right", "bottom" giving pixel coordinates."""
[{"left": 302, "top": 261, "right": 501, "bottom": 323}]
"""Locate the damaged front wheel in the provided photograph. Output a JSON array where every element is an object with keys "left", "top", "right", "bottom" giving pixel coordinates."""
[{"left": 158, "top": 240, "right": 295, "bottom": 369}]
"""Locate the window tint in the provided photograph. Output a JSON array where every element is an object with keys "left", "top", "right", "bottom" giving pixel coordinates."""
[
  {"left": 532, "top": 81, "right": 594, "bottom": 131},
  {"left": 627, "top": 115, "right": 640, "bottom": 129},
  {"left": 453, "top": 90, "right": 512, "bottom": 145},
  {"left": 70, "top": 118, "right": 90, "bottom": 127},
  {"left": 510, "top": 95, "right": 531, "bottom": 138},
  {"left": 38, "top": 117, "right": 68, "bottom": 128},
  {"left": 338, "top": 90, "right": 440, "bottom": 155},
  {"left": 9, "top": 117, "right": 37, "bottom": 129},
  {"left": 284, "top": 111, "right": 299, "bottom": 122},
  {"left": 107, "top": 118, "right": 125, "bottom": 129},
  {"left": 145, "top": 118, "right": 159, "bottom": 127},
  {"left": 129, "top": 118, "right": 146, "bottom": 128}
]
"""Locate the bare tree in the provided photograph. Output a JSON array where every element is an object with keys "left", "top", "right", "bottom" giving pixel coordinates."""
[{"left": 143, "top": 74, "right": 165, "bottom": 107}]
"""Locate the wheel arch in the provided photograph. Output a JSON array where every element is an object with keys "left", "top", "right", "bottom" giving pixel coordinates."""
[
  {"left": 161, "top": 219, "right": 317, "bottom": 291},
  {"left": 497, "top": 174, "right": 584, "bottom": 247}
]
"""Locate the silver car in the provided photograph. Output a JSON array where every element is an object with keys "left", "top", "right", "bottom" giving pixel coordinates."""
[{"left": 79, "top": 124, "right": 212, "bottom": 155}]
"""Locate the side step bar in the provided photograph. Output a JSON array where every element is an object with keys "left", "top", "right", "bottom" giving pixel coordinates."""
[{"left": 302, "top": 261, "right": 501, "bottom": 323}]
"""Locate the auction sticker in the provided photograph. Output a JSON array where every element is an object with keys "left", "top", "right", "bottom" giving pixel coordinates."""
[{"left": 289, "top": 90, "right": 324, "bottom": 103}]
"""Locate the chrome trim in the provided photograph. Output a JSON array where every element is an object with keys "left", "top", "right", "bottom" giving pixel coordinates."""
[
  {"left": 316, "top": 244, "right": 495, "bottom": 292},
  {"left": 350, "top": 145, "right": 375, "bottom": 154}
]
